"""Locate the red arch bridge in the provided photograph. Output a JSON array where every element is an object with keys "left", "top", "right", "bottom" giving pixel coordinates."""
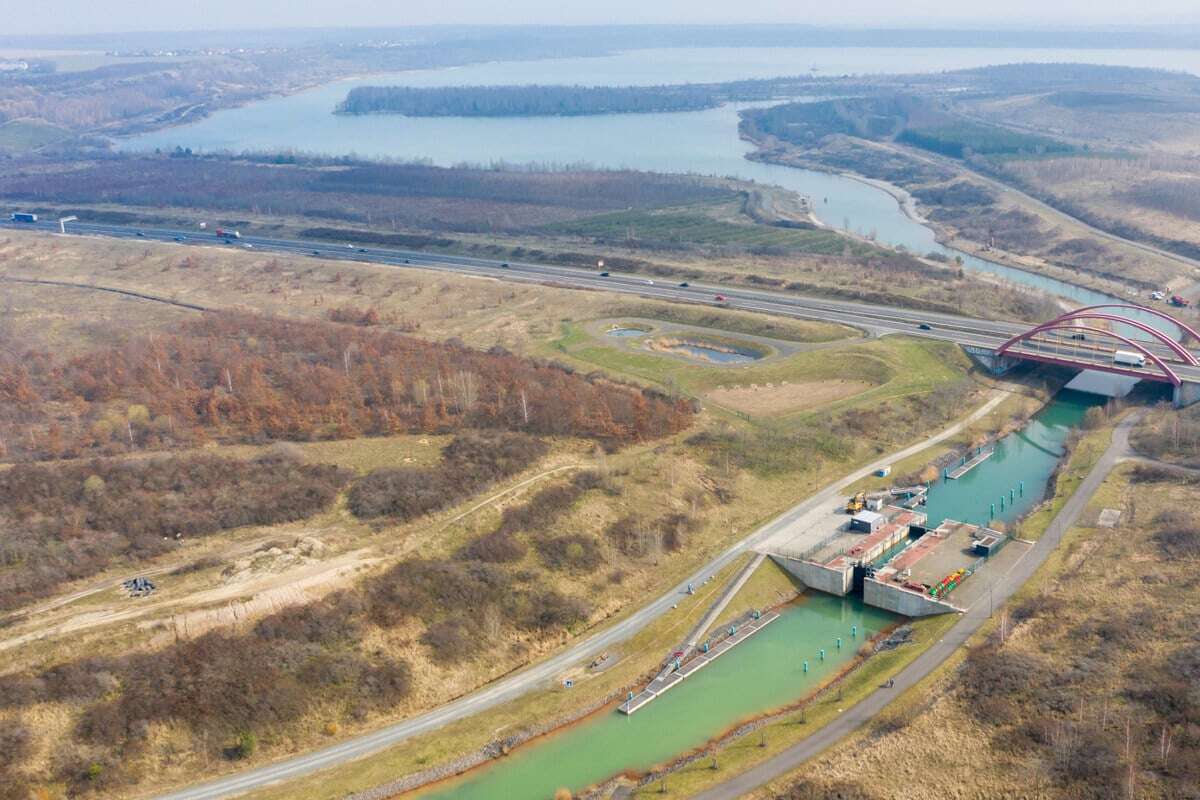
[{"left": 960, "top": 304, "right": 1200, "bottom": 407}]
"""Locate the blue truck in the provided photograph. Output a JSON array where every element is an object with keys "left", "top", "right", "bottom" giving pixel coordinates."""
[{"left": 10, "top": 212, "right": 37, "bottom": 223}]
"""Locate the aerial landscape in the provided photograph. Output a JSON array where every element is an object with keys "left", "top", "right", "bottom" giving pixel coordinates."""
[{"left": 2, "top": 3, "right": 1200, "bottom": 799}]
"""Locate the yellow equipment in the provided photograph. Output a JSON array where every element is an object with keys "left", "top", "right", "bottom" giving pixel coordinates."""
[{"left": 845, "top": 491, "right": 866, "bottom": 514}]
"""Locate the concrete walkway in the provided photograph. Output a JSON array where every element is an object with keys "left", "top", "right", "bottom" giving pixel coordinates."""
[
  {"left": 154, "top": 392, "right": 1011, "bottom": 800},
  {"left": 684, "top": 552, "right": 767, "bottom": 653},
  {"left": 693, "top": 410, "right": 1144, "bottom": 800}
]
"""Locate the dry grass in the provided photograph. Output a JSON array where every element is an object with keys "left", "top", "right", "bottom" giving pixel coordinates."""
[
  {"left": 759, "top": 450, "right": 1199, "bottom": 800},
  {"left": 706, "top": 380, "right": 874, "bottom": 416},
  {"left": 0, "top": 229, "right": 1012, "bottom": 800}
]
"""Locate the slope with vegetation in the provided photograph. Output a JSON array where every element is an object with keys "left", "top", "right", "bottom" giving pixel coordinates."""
[{"left": 771, "top": 458, "right": 1200, "bottom": 800}]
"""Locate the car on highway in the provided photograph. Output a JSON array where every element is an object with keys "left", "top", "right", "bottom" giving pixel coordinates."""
[
  {"left": 599, "top": 271, "right": 610, "bottom": 277},
  {"left": 678, "top": 281, "right": 689, "bottom": 288},
  {"left": 646, "top": 279, "right": 654, "bottom": 285},
  {"left": 358, "top": 248, "right": 368, "bottom": 253},
  {"left": 173, "top": 236, "right": 185, "bottom": 242},
  {"left": 403, "top": 259, "right": 410, "bottom": 264},
  {"left": 501, "top": 262, "right": 509, "bottom": 268},
  {"left": 714, "top": 294, "right": 727, "bottom": 303},
  {"left": 311, "top": 250, "right": 321, "bottom": 255},
  {"left": 135, "top": 231, "right": 145, "bottom": 237},
  {"left": 918, "top": 323, "right": 933, "bottom": 330},
  {"left": 243, "top": 243, "right": 254, "bottom": 249}
]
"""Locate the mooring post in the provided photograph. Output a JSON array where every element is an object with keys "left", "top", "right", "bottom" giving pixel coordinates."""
[
  {"left": 803, "top": 660, "right": 808, "bottom": 673},
  {"left": 851, "top": 624, "right": 857, "bottom": 638},
  {"left": 1019, "top": 480, "right": 1024, "bottom": 496},
  {"left": 819, "top": 648, "right": 825, "bottom": 661}
]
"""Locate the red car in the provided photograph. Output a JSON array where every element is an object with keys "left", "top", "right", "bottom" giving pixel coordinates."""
[{"left": 714, "top": 294, "right": 727, "bottom": 303}]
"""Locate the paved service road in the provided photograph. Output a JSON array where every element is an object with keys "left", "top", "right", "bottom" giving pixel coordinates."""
[
  {"left": 147, "top": 391, "right": 1007, "bottom": 800},
  {"left": 693, "top": 410, "right": 1144, "bottom": 800},
  {"left": 0, "top": 220, "right": 1158, "bottom": 799}
]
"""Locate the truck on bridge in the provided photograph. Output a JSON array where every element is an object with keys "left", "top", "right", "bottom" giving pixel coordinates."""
[{"left": 1113, "top": 350, "right": 1147, "bottom": 368}]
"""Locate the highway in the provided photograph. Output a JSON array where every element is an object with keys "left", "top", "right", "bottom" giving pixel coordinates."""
[
  {"left": 0, "top": 218, "right": 1191, "bottom": 798},
  {"left": 5, "top": 218, "right": 1198, "bottom": 386}
]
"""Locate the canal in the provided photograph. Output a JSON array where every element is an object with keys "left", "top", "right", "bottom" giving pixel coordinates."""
[
  {"left": 417, "top": 593, "right": 893, "bottom": 800},
  {"left": 413, "top": 386, "right": 1107, "bottom": 799}
]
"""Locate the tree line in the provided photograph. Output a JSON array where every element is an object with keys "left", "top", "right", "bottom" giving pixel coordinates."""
[
  {"left": 337, "top": 84, "right": 725, "bottom": 117},
  {"left": 0, "top": 310, "right": 695, "bottom": 462},
  {"left": 0, "top": 450, "right": 350, "bottom": 612}
]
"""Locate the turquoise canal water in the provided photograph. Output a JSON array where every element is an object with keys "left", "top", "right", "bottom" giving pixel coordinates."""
[
  {"left": 924, "top": 389, "right": 1104, "bottom": 529},
  {"left": 413, "top": 387, "right": 1107, "bottom": 799},
  {"left": 418, "top": 593, "right": 893, "bottom": 800}
]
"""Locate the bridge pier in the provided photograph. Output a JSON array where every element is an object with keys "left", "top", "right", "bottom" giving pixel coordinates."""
[
  {"left": 1174, "top": 382, "right": 1200, "bottom": 408},
  {"left": 962, "top": 345, "right": 1018, "bottom": 376}
]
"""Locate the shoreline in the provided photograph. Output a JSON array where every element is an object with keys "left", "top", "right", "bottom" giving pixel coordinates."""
[
  {"left": 362, "top": 595, "right": 889, "bottom": 800},
  {"left": 738, "top": 132, "right": 1124, "bottom": 303}
]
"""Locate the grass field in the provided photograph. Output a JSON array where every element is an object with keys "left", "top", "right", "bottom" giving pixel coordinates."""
[
  {"left": 542, "top": 206, "right": 878, "bottom": 256},
  {"left": 0, "top": 118, "right": 71, "bottom": 150},
  {"left": 753, "top": 412, "right": 1200, "bottom": 800},
  {"left": 0, "top": 228, "right": 1017, "bottom": 800}
]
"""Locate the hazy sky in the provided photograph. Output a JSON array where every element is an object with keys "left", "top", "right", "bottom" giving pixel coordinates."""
[{"left": 4, "top": 0, "right": 1200, "bottom": 37}]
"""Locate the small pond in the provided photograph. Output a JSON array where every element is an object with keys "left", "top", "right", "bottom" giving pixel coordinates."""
[
  {"left": 605, "top": 327, "right": 650, "bottom": 338},
  {"left": 662, "top": 342, "right": 760, "bottom": 364}
]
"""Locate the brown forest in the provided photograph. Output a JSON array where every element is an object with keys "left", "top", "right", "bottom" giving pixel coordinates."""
[{"left": 0, "top": 311, "right": 694, "bottom": 462}]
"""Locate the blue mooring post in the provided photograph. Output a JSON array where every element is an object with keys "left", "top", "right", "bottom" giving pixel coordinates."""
[
  {"left": 819, "top": 648, "right": 825, "bottom": 661},
  {"left": 803, "top": 660, "right": 808, "bottom": 673},
  {"left": 836, "top": 637, "right": 842, "bottom": 650},
  {"left": 1010, "top": 488, "right": 1015, "bottom": 502},
  {"left": 990, "top": 503, "right": 995, "bottom": 519},
  {"left": 1019, "top": 480, "right": 1024, "bottom": 496},
  {"left": 1000, "top": 496, "right": 1005, "bottom": 511},
  {"left": 852, "top": 624, "right": 857, "bottom": 638},
  {"left": 943, "top": 467, "right": 949, "bottom": 480}
]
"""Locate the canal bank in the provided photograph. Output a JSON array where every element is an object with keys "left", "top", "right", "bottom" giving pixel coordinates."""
[
  {"left": 411, "top": 594, "right": 896, "bottom": 800},
  {"left": 388, "top": 388, "right": 1107, "bottom": 800}
]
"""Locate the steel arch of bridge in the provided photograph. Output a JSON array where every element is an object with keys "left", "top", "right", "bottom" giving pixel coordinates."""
[
  {"left": 996, "top": 323, "right": 1182, "bottom": 386},
  {"left": 1064, "top": 303, "right": 1200, "bottom": 344},
  {"left": 1050, "top": 312, "right": 1199, "bottom": 366}
]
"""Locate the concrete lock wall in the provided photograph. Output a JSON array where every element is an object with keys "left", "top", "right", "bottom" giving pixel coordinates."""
[
  {"left": 863, "top": 578, "right": 958, "bottom": 616},
  {"left": 771, "top": 555, "right": 852, "bottom": 596}
]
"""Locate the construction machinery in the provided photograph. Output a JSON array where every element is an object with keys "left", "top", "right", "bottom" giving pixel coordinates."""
[{"left": 845, "top": 491, "right": 866, "bottom": 514}]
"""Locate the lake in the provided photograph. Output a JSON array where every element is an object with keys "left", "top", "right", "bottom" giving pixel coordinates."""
[{"left": 119, "top": 45, "right": 1181, "bottom": 305}]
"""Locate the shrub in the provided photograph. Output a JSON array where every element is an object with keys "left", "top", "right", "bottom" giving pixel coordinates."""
[
  {"left": 0, "top": 718, "right": 32, "bottom": 769},
  {"left": 605, "top": 514, "right": 649, "bottom": 557},
  {"left": 348, "top": 432, "right": 549, "bottom": 521},
  {"left": 535, "top": 534, "right": 603, "bottom": 572},
  {"left": 421, "top": 620, "right": 486, "bottom": 664},
  {"left": 231, "top": 730, "right": 257, "bottom": 760},
  {"left": 462, "top": 530, "right": 528, "bottom": 563}
]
